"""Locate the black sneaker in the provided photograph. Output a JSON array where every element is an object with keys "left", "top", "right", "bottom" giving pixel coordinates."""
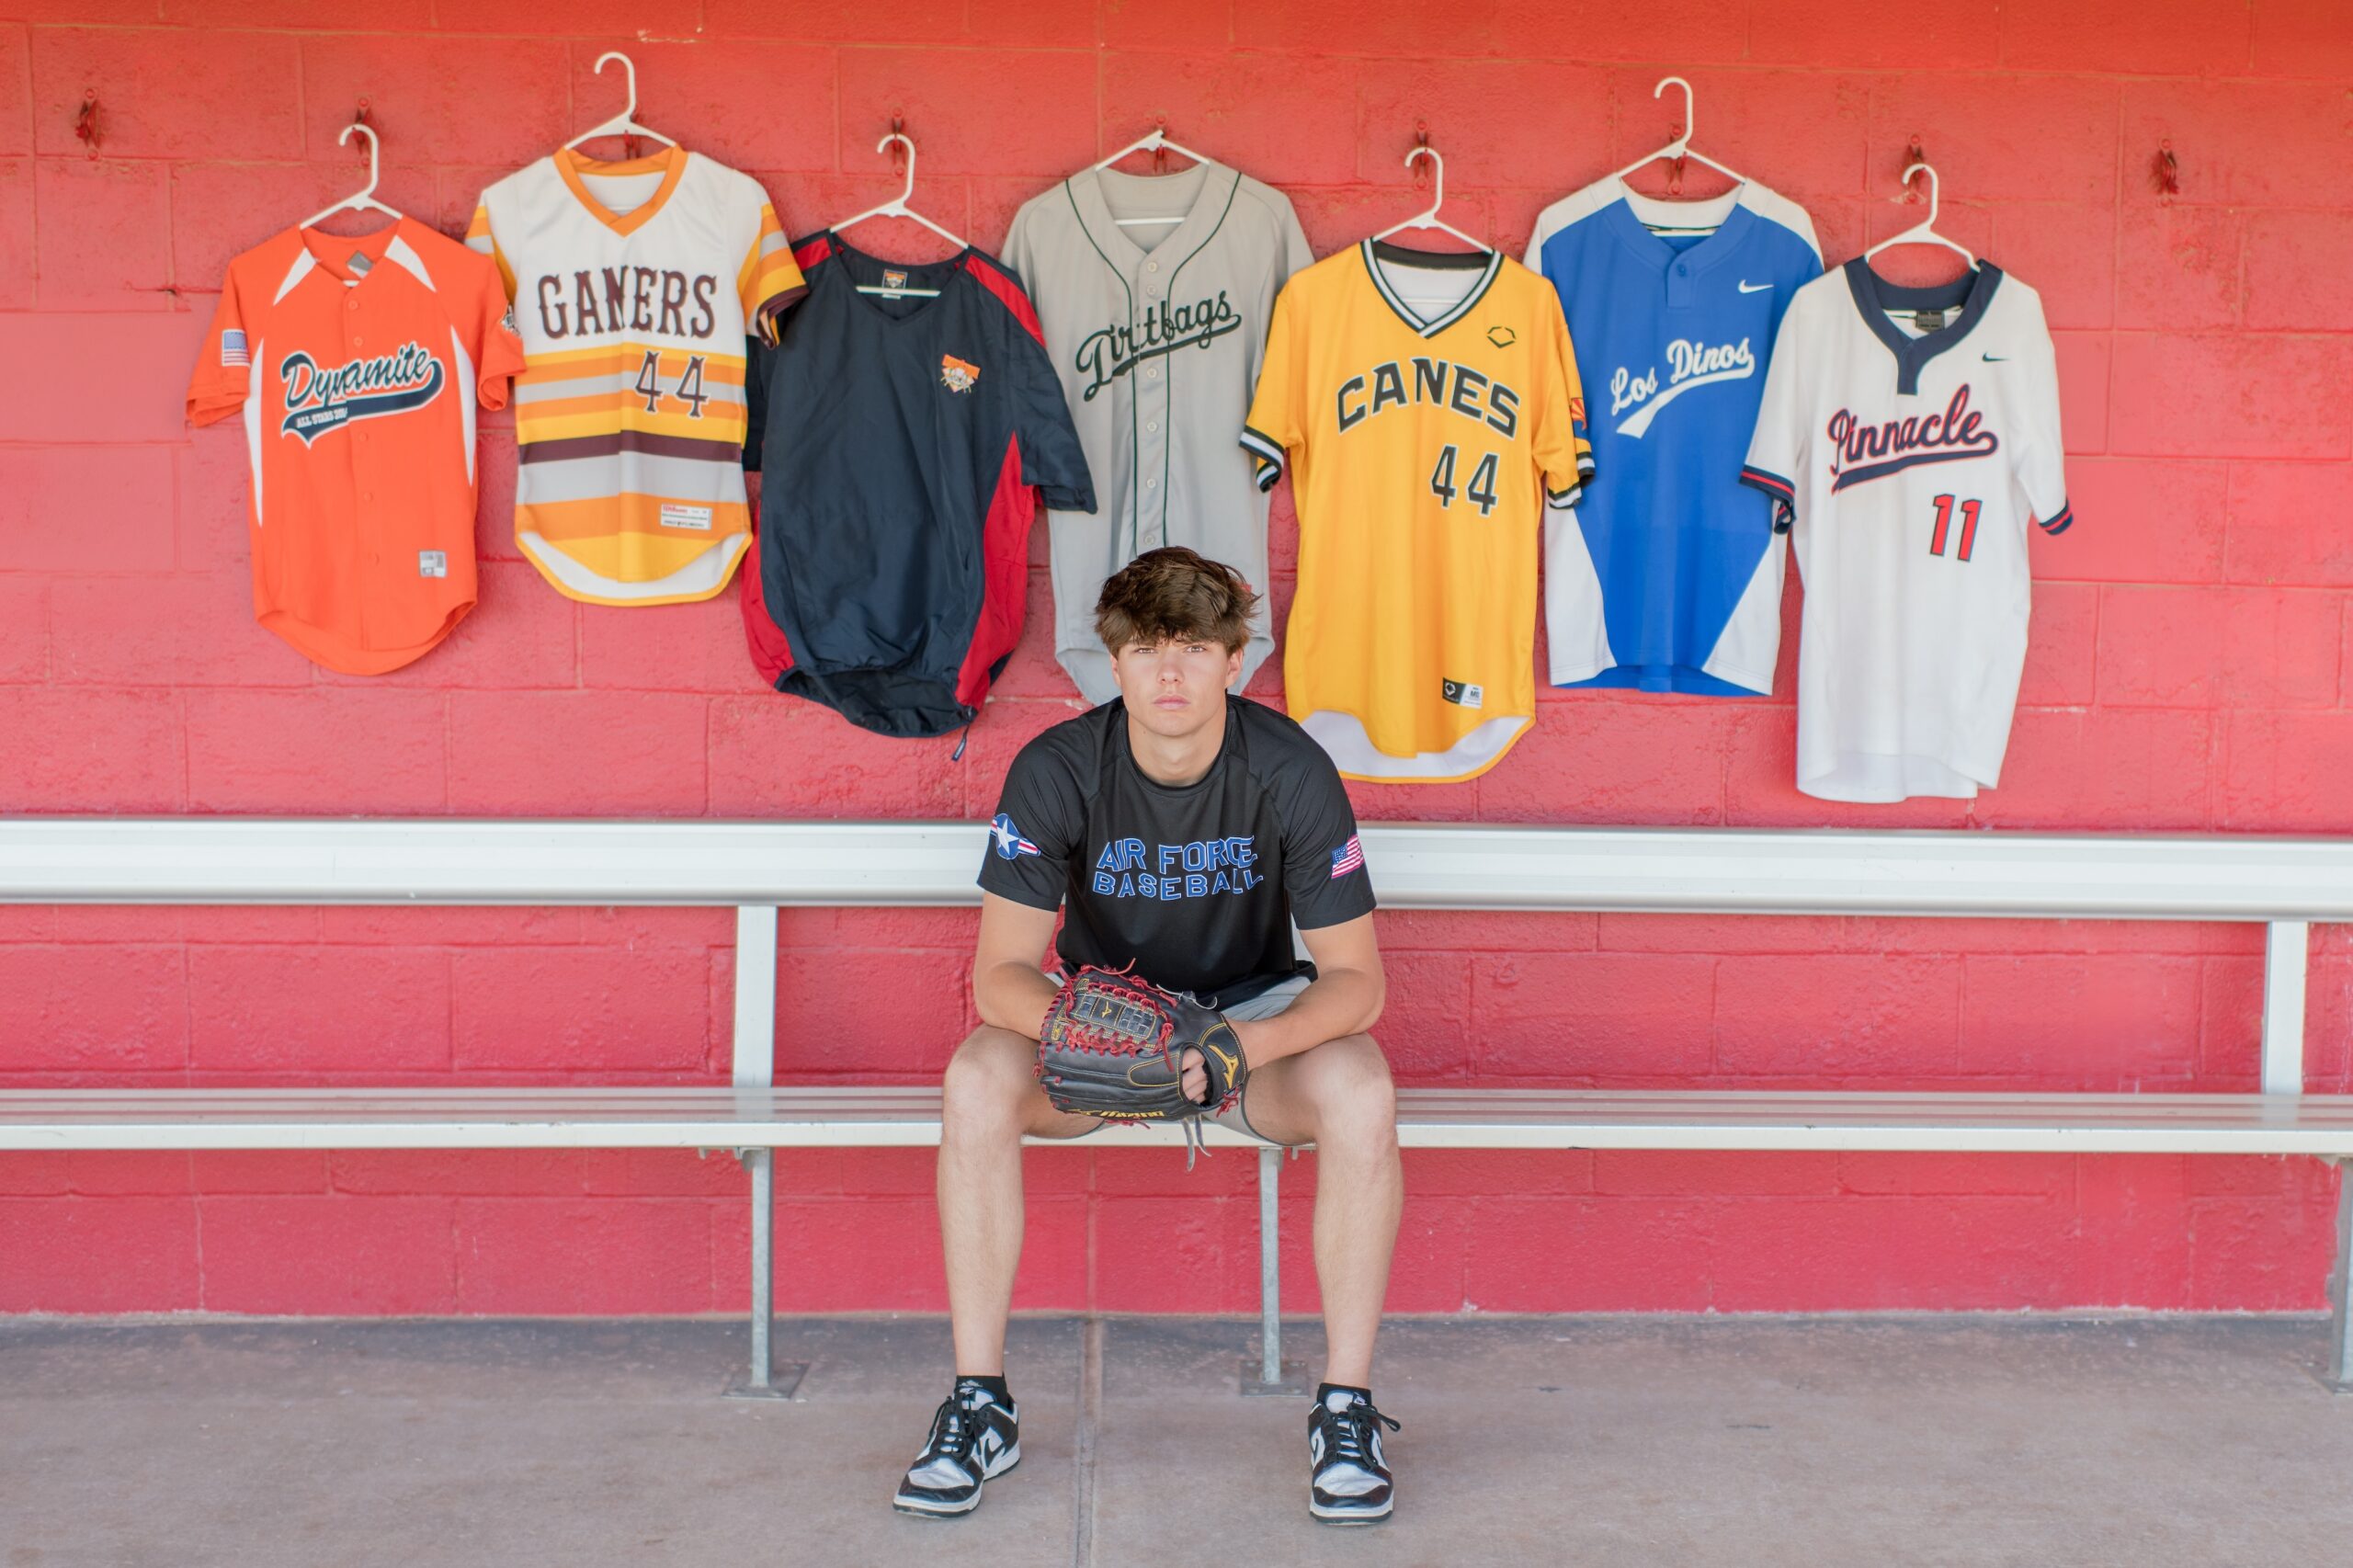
[
  {"left": 1307, "top": 1386, "right": 1400, "bottom": 1524},
  {"left": 892, "top": 1378, "right": 1020, "bottom": 1517}
]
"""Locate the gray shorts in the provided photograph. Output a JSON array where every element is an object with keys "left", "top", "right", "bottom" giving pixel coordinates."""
[{"left": 1062, "top": 973, "right": 1312, "bottom": 1147}]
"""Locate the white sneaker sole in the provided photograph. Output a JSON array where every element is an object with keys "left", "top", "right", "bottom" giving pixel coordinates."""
[
  {"left": 892, "top": 1444, "right": 1021, "bottom": 1518},
  {"left": 1310, "top": 1490, "right": 1392, "bottom": 1525}
]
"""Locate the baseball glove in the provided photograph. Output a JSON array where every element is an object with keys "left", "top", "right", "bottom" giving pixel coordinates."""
[{"left": 1036, "top": 966, "right": 1248, "bottom": 1124}]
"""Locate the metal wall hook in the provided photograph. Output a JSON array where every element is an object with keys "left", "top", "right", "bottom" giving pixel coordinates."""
[
  {"left": 1405, "top": 142, "right": 1443, "bottom": 206},
  {"left": 1902, "top": 160, "right": 1941, "bottom": 222},
  {"left": 1654, "top": 75, "right": 1696, "bottom": 162}
]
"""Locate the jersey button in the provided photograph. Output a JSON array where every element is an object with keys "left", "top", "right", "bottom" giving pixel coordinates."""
[
  {"left": 1146, "top": 421, "right": 1159, "bottom": 433},
  {"left": 1145, "top": 261, "right": 1159, "bottom": 273}
]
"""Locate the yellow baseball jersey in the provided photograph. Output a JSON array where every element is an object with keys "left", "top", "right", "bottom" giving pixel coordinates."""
[
  {"left": 1242, "top": 243, "right": 1593, "bottom": 782},
  {"left": 466, "top": 146, "right": 805, "bottom": 605}
]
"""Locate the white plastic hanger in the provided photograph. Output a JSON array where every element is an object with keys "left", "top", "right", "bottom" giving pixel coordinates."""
[
  {"left": 1864, "top": 162, "right": 1979, "bottom": 270},
  {"left": 1372, "top": 143, "right": 1490, "bottom": 253},
  {"left": 299, "top": 122, "right": 403, "bottom": 231},
  {"left": 1369, "top": 143, "right": 1492, "bottom": 311},
  {"left": 1092, "top": 124, "right": 1212, "bottom": 226},
  {"left": 835, "top": 131, "right": 967, "bottom": 296},
  {"left": 564, "top": 51, "right": 675, "bottom": 153},
  {"left": 1608, "top": 76, "right": 1747, "bottom": 236}
]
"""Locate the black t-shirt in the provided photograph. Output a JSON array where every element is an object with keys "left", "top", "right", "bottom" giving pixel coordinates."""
[{"left": 978, "top": 699, "right": 1376, "bottom": 1005}]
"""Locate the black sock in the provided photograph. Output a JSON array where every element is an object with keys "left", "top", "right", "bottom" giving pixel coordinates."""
[
  {"left": 1315, "top": 1381, "right": 1370, "bottom": 1405},
  {"left": 957, "top": 1373, "right": 1013, "bottom": 1404}
]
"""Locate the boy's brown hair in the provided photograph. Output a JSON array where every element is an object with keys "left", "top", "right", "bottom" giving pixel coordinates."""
[{"left": 1094, "top": 546, "right": 1259, "bottom": 655}]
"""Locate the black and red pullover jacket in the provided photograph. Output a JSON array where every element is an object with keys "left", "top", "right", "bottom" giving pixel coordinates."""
[{"left": 742, "top": 232, "right": 1095, "bottom": 737}]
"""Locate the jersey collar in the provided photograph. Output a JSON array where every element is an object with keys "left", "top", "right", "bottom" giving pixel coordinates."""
[
  {"left": 1602, "top": 181, "right": 1758, "bottom": 281},
  {"left": 275, "top": 217, "right": 435, "bottom": 302},
  {"left": 815, "top": 230, "right": 973, "bottom": 324},
  {"left": 1358, "top": 240, "right": 1503, "bottom": 339},
  {"left": 1844, "top": 256, "right": 2005, "bottom": 395},
  {"left": 553, "top": 144, "right": 689, "bottom": 238},
  {"left": 1066, "top": 160, "right": 1240, "bottom": 279}
]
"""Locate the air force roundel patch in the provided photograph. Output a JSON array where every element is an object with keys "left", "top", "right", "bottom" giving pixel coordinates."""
[{"left": 990, "top": 813, "right": 1040, "bottom": 859}]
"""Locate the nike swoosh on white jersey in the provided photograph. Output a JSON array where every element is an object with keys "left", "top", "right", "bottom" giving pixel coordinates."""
[{"left": 1737, "top": 280, "right": 1772, "bottom": 293}]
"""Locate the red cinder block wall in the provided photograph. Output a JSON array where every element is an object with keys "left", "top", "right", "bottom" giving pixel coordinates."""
[{"left": 5, "top": 1, "right": 2352, "bottom": 1318}]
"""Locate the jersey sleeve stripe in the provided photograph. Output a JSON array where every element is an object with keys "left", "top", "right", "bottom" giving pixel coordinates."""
[
  {"left": 1239, "top": 426, "right": 1285, "bottom": 492},
  {"left": 748, "top": 255, "right": 808, "bottom": 321},
  {"left": 517, "top": 429, "right": 747, "bottom": 465},
  {"left": 1739, "top": 466, "right": 1799, "bottom": 534},
  {"left": 1545, "top": 483, "right": 1583, "bottom": 510},
  {"left": 2037, "top": 502, "right": 2074, "bottom": 536}
]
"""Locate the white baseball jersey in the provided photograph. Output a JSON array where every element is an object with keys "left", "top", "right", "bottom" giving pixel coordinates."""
[
  {"left": 466, "top": 146, "right": 804, "bottom": 606},
  {"left": 1742, "top": 258, "right": 2073, "bottom": 802},
  {"left": 1002, "top": 160, "right": 1313, "bottom": 703}
]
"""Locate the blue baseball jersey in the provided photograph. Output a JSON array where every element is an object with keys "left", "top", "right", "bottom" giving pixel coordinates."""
[{"left": 1527, "top": 179, "right": 1822, "bottom": 695}]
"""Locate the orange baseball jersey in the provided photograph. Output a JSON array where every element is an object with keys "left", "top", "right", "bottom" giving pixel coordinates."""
[
  {"left": 186, "top": 219, "right": 524, "bottom": 676},
  {"left": 466, "top": 147, "right": 807, "bottom": 605}
]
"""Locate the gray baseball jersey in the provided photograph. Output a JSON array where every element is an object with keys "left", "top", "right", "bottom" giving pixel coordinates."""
[{"left": 1003, "top": 161, "right": 1313, "bottom": 704}]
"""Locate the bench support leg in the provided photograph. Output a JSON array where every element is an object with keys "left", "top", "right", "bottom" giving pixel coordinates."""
[
  {"left": 723, "top": 1148, "right": 806, "bottom": 1400},
  {"left": 2329, "top": 1159, "right": 2353, "bottom": 1394},
  {"left": 1240, "top": 1144, "right": 1306, "bottom": 1396}
]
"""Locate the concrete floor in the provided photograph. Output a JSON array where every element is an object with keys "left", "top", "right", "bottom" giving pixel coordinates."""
[{"left": 1, "top": 1315, "right": 2348, "bottom": 1567}]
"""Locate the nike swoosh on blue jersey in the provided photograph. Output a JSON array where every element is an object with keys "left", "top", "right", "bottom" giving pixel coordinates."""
[{"left": 1737, "top": 280, "right": 1771, "bottom": 292}]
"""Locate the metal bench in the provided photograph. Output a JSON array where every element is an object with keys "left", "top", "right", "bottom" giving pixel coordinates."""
[{"left": 6, "top": 818, "right": 2353, "bottom": 1394}]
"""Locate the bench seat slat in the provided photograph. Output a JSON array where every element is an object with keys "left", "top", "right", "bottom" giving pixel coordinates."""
[{"left": 6, "top": 1088, "right": 2353, "bottom": 1155}]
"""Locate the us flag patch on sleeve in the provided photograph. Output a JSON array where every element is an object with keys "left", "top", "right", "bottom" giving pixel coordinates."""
[
  {"left": 1330, "top": 835, "right": 1364, "bottom": 878},
  {"left": 220, "top": 329, "right": 249, "bottom": 368}
]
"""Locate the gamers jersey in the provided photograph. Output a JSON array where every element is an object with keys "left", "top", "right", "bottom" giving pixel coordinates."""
[
  {"left": 466, "top": 146, "right": 805, "bottom": 605},
  {"left": 1527, "top": 177, "right": 1822, "bottom": 695}
]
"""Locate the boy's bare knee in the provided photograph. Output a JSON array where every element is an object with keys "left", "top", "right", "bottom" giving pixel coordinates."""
[
  {"left": 1306, "top": 1036, "right": 1397, "bottom": 1150},
  {"left": 941, "top": 1027, "right": 1036, "bottom": 1138}
]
